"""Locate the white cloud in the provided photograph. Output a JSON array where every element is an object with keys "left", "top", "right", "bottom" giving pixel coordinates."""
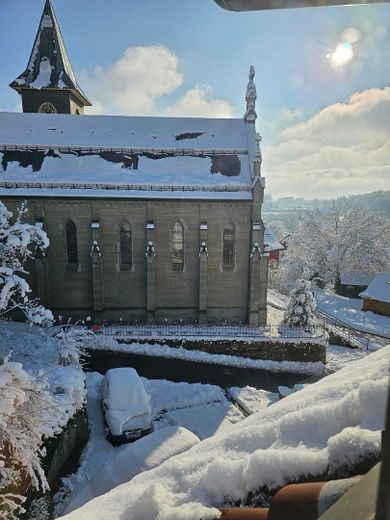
[
  {"left": 165, "top": 85, "right": 233, "bottom": 118},
  {"left": 80, "top": 45, "right": 233, "bottom": 118},
  {"left": 80, "top": 45, "right": 183, "bottom": 115},
  {"left": 263, "top": 87, "right": 390, "bottom": 199}
]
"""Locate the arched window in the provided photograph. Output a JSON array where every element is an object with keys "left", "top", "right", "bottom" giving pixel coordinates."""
[
  {"left": 172, "top": 221, "right": 184, "bottom": 271},
  {"left": 223, "top": 223, "right": 235, "bottom": 269},
  {"left": 120, "top": 221, "right": 132, "bottom": 267},
  {"left": 66, "top": 220, "right": 78, "bottom": 265}
]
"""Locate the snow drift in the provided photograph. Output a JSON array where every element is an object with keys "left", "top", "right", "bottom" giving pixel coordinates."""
[
  {"left": 64, "top": 426, "right": 199, "bottom": 514},
  {"left": 59, "top": 345, "right": 390, "bottom": 520}
]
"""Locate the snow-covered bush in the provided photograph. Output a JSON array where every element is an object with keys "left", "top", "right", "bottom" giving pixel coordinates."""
[
  {"left": 0, "top": 359, "right": 57, "bottom": 519},
  {"left": 284, "top": 269, "right": 317, "bottom": 331},
  {"left": 0, "top": 201, "right": 53, "bottom": 327},
  {"left": 57, "top": 325, "right": 94, "bottom": 367}
]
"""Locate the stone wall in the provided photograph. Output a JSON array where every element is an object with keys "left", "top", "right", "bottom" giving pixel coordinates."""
[{"left": 117, "top": 337, "right": 326, "bottom": 363}]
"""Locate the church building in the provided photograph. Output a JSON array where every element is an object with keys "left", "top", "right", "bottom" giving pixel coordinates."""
[{"left": 0, "top": 0, "right": 269, "bottom": 325}]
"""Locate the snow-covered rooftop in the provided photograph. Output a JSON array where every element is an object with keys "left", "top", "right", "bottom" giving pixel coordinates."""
[
  {"left": 264, "top": 226, "right": 284, "bottom": 252},
  {"left": 340, "top": 271, "right": 375, "bottom": 287},
  {"left": 0, "top": 112, "right": 255, "bottom": 200},
  {"left": 359, "top": 272, "right": 390, "bottom": 304}
]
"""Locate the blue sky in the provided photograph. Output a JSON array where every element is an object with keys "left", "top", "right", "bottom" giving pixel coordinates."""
[{"left": 1, "top": 0, "right": 389, "bottom": 198}]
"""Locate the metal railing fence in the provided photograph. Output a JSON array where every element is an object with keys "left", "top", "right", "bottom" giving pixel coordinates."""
[{"left": 101, "top": 323, "right": 325, "bottom": 340}]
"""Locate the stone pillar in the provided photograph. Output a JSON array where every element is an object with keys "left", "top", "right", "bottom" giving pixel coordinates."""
[
  {"left": 146, "top": 221, "right": 156, "bottom": 323},
  {"left": 198, "top": 222, "right": 208, "bottom": 325},
  {"left": 248, "top": 222, "right": 268, "bottom": 327},
  {"left": 90, "top": 219, "right": 104, "bottom": 320}
]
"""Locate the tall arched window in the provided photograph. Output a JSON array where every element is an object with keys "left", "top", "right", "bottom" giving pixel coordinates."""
[
  {"left": 120, "top": 221, "right": 132, "bottom": 267},
  {"left": 66, "top": 220, "right": 78, "bottom": 265},
  {"left": 223, "top": 223, "right": 235, "bottom": 269},
  {"left": 172, "top": 221, "right": 184, "bottom": 271}
]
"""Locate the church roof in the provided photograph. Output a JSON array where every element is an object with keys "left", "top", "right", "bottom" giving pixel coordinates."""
[
  {"left": 9, "top": 0, "right": 91, "bottom": 106},
  {"left": 0, "top": 112, "right": 256, "bottom": 201}
]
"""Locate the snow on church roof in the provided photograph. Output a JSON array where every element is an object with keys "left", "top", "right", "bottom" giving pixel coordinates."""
[{"left": 0, "top": 112, "right": 256, "bottom": 200}]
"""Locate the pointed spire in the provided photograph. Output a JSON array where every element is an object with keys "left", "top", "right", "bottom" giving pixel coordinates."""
[
  {"left": 10, "top": 0, "right": 91, "bottom": 106},
  {"left": 244, "top": 65, "right": 257, "bottom": 124}
]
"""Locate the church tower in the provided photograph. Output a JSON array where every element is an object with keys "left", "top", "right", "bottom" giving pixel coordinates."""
[{"left": 10, "top": 0, "right": 91, "bottom": 114}]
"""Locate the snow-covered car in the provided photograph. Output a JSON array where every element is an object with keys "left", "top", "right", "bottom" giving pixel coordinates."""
[{"left": 101, "top": 368, "right": 153, "bottom": 445}]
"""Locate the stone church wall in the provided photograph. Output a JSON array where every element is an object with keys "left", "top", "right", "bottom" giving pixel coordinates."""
[{"left": 3, "top": 196, "right": 265, "bottom": 325}]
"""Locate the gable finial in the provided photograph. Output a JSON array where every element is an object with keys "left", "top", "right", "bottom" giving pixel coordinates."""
[{"left": 244, "top": 65, "right": 257, "bottom": 124}]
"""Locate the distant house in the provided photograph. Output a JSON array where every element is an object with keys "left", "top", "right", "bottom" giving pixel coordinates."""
[
  {"left": 336, "top": 271, "right": 375, "bottom": 298},
  {"left": 359, "top": 272, "right": 390, "bottom": 317},
  {"left": 263, "top": 227, "right": 284, "bottom": 266}
]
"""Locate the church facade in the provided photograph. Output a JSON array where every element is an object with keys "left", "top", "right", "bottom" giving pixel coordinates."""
[{"left": 0, "top": 0, "right": 269, "bottom": 325}]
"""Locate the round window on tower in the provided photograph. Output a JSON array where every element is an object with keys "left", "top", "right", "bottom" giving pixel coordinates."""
[{"left": 38, "top": 102, "right": 58, "bottom": 114}]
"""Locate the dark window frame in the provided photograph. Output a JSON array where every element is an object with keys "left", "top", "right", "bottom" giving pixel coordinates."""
[
  {"left": 222, "top": 224, "right": 235, "bottom": 270},
  {"left": 120, "top": 221, "right": 132, "bottom": 269},
  {"left": 172, "top": 221, "right": 185, "bottom": 271},
  {"left": 65, "top": 220, "right": 78, "bottom": 266}
]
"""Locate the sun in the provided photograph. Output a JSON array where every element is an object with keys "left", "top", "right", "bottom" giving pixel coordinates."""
[{"left": 327, "top": 42, "right": 354, "bottom": 67}]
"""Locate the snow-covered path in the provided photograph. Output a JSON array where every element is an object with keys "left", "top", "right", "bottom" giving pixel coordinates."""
[{"left": 314, "top": 288, "right": 390, "bottom": 338}]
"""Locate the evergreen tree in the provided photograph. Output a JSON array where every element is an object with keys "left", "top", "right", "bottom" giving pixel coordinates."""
[{"left": 284, "top": 269, "right": 316, "bottom": 331}]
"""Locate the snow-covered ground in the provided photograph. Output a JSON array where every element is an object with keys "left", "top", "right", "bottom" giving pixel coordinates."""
[
  {"left": 325, "top": 345, "right": 368, "bottom": 373},
  {"left": 58, "top": 345, "right": 390, "bottom": 520},
  {"left": 55, "top": 372, "right": 249, "bottom": 516},
  {"left": 227, "top": 387, "right": 278, "bottom": 414},
  {"left": 269, "top": 287, "right": 390, "bottom": 339},
  {"left": 1, "top": 321, "right": 85, "bottom": 433},
  {"left": 3, "top": 317, "right": 385, "bottom": 520},
  {"left": 314, "top": 288, "right": 390, "bottom": 338},
  {"left": 54, "top": 339, "right": 377, "bottom": 517},
  {"left": 268, "top": 289, "right": 288, "bottom": 311}
]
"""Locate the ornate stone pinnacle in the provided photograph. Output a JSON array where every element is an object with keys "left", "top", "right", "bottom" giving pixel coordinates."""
[{"left": 244, "top": 65, "right": 257, "bottom": 124}]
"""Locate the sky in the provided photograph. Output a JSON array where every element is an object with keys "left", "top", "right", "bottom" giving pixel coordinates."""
[{"left": 0, "top": 0, "right": 389, "bottom": 199}]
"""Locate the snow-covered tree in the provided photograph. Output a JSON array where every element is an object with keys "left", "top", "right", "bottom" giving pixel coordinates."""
[
  {"left": 57, "top": 324, "right": 94, "bottom": 366},
  {"left": 271, "top": 202, "right": 390, "bottom": 293},
  {"left": 301, "top": 203, "right": 390, "bottom": 284},
  {"left": 284, "top": 269, "right": 317, "bottom": 331},
  {"left": 0, "top": 359, "right": 57, "bottom": 519},
  {"left": 0, "top": 201, "right": 53, "bottom": 327}
]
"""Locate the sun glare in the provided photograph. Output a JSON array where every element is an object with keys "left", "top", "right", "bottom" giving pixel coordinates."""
[{"left": 327, "top": 42, "right": 354, "bottom": 67}]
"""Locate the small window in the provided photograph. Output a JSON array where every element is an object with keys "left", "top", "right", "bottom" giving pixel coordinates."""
[
  {"left": 223, "top": 224, "right": 235, "bottom": 269},
  {"left": 172, "top": 221, "right": 184, "bottom": 271},
  {"left": 120, "top": 221, "right": 132, "bottom": 267},
  {"left": 38, "top": 101, "right": 57, "bottom": 114},
  {"left": 66, "top": 220, "right": 78, "bottom": 265}
]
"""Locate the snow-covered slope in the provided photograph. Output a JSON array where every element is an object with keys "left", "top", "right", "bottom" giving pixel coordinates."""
[{"left": 58, "top": 345, "right": 390, "bottom": 520}]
